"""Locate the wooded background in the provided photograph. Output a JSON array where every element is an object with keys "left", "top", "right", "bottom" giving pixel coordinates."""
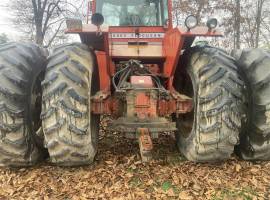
[
  {"left": 173, "top": 0, "right": 270, "bottom": 49},
  {"left": 0, "top": 0, "right": 269, "bottom": 49}
]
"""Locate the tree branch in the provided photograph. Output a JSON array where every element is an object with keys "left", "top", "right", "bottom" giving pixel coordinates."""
[
  {"left": 42, "top": 0, "right": 61, "bottom": 35},
  {"left": 44, "top": 19, "right": 65, "bottom": 48}
]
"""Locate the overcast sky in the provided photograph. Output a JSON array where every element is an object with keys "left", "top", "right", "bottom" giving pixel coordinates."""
[
  {"left": 0, "top": 0, "right": 22, "bottom": 39},
  {"left": 0, "top": 0, "right": 81, "bottom": 42}
]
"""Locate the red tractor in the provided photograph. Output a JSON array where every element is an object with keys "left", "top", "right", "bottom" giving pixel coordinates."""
[{"left": 0, "top": 0, "right": 269, "bottom": 167}]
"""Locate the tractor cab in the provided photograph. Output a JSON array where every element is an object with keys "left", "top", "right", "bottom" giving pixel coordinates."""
[
  {"left": 96, "top": 0, "right": 170, "bottom": 27},
  {"left": 86, "top": 0, "right": 173, "bottom": 60}
]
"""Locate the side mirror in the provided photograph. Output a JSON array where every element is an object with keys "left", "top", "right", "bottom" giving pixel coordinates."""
[{"left": 91, "top": 13, "right": 104, "bottom": 26}]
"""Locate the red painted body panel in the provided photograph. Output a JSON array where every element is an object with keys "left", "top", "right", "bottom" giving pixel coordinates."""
[
  {"left": 130, "top": 76, "right": 154, "bottom": 88},
  {"left": 134, "top": 92, "right": 157, "bottom": 119},
  {"left": 163, "top": 28, "right": 183, "bottom": 78},
  {"left": 67, "top": 26, "right": 221, "bottom": 83},
  {"left": 95, "top": 51, "right": 111, "bottom": 91},
  {"left": 66, "top": 0, "right": 222, "bottom": 118}
]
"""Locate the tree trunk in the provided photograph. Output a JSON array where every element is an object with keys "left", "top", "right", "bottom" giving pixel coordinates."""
[
  {"left": 235, "top": 0, "right": 241, "bottom": 49},
  {"left": 35, "top": 25, "right": 44, "bottom": 46},
  {"left": 196, "top": 1, "right": 205, "bottom": 24},
  {"left": 255, "top": 0, "right": 264, "bottom": 48}
]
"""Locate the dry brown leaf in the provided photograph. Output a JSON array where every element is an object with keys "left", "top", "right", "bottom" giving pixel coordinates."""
[
  {"left": 0, "top": 121, "right": 268, "bottom": 200},
  {"left": 146, "top": 179, "right": 154, "bottom": 185},
  {"left": 179, "top": 191, "right": 192, "bottom": 200},
  {"left": 105, "top": 160, "right": 114, "bottom": 165},
  {"left": 167, "top": 188, "right": 176, "bottom": 197},
  {"left": 126, "top": 173, "right": 133, "bottom": 178},
  {"left": 193, "top": 184, "right": 201, "bottom": 191},
  {"left": 172, "top": 174, "right": 180, "bottom": 185},
  {"left": 235, "top": 164, "right": 242, "bottom": 172},
  {"left": 251, "top": 176, "right": 258, "bottom": 186},
  {"left": 250, "top": 168, "right": 260, "bottom": 174},
  {"left": 44, "top": 195, "right": 49, "bottom": 200}
]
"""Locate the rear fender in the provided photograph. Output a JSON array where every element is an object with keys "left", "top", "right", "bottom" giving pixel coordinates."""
[
  {"left": 66, "top": 24, "right": 111, "bottom": 91},
  {"left": 163, "top": 26, "right": 222, "bottom": 88}
]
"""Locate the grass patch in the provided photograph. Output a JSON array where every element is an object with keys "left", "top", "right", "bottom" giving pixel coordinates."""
[
  {"left": 161, "top": 181, "right": 173, "bottom": 192},
  {"left": 129, "top": 177, "right": 142, "bottom": 188},
  {"left": 159, "top": 180, "right": 181, "bottom": 196},
  {"left": 211, "top": 187, "right": 258, "bottom": 200}
]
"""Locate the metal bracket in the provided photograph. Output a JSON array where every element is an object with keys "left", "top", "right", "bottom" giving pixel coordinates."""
[
  {"left": 66, "top": 18, "right": 82, "bottom": 31},
  {"left": 137, "top": 128, "right": 153, "bottom": 162}
]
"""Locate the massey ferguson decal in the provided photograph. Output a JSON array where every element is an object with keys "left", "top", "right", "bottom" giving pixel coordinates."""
[{"left": 110, "top": 33, "right": 165, "bottom": 39}]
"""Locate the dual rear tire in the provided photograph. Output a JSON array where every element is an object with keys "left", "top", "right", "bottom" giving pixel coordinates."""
[
  {"left": 233, "top": 49, "right": 270, "bottom": 160},
  {"left": 175, "top": 46, "right": 270, "bottom": 162},
  {"left": 0, "top": 42, "right": 47, "bottom": 167},
  {"left": 174, "top": 46, "right": 244, "bottom": 162},
  {"left": 0, "top": 42, "right": 99, "bottom": 167},
  {"left": 41, "top": 43, "right": 100, "bottom": 166}
]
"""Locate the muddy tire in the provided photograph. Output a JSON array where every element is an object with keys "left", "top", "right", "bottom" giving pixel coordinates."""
[
  {"left": 232, "top": 48, "right": 270, "bottom": 160},
  {"left": 42, "top": 43, "right": 100, "bottom": 166},
  {"left": 174, "top": 46, "right": 244, "bottom": 162},
  {"left": 0, "top": 42, "right": 47, "bottom": 167}
]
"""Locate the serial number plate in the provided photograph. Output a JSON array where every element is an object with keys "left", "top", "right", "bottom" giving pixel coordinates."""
[{"left": 110, "top": 33, "right": 165, "bottom": 39}]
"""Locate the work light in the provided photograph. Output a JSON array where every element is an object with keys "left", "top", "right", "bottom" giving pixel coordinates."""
[
  {"left": 207, "top": 18, "right": 218, "bottom": 30},
  {"left": 185, "top": 15, "right": 198, "bottom": 30}
]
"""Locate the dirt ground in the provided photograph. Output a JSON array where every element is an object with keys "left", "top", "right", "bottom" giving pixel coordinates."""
[{"left": 0, "top": 119, "right": 270, "bottom": 200}]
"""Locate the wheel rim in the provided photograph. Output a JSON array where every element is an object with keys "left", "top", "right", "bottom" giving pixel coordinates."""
[
  {"left": 176, "top": 70, "right": 195, "bottom": 138},
  {"left": 30, "top": 72, "right": 44, "bottom": 134}
]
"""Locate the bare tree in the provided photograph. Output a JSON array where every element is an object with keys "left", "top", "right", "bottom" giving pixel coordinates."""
[
  {"left": 234, "top": 0, "right": 241, "bottom": 49},
  {"left": 172, "top": 0, "right": 213, "bottom": 25},
  {"left": 240, "top": 0, "right": 269, "bottom": 48},
  {"left": 172, "top": 0, "right": 269, "bottom": 49},
  {"left": 255, "top": 0, "right": 266, "bottom": 47},
  {"left": 10, "top": 0, "right": 84, "bottom": 47}
]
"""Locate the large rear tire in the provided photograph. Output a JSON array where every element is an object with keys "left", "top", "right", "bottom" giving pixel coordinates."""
[
  {"left": 174, "top": 46, "right": 244, "bottom": 162},
  {"left": 0, "top": 42, "right": 47, "bottom": 167},
  {"left": 233, "top": 48, "right": 270, "bottom": 160},
  {"left": 42, "top": 43, "right": 100, "bottom": 166}
]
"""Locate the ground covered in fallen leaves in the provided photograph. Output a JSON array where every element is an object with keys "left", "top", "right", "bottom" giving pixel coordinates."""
[{"left": 0, "top": 119, "right": 270, "bottom": 200}]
